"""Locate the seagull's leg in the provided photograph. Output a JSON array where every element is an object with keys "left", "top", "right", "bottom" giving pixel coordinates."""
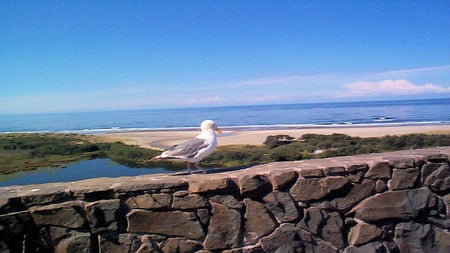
[{"left": 194, "top": 163, "right": 206, "bottom": 174}]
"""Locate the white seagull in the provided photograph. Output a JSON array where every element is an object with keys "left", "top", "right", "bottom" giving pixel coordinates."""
[{"left": 148, "top": 120, "right": 222, "bottom": 173}]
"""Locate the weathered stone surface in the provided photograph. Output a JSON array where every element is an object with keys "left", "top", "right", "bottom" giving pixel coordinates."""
[
  {"left": 160, "top": 237, "right": 203, "bottom": 253},
  {"left": 196, "top": 208, "right": 210, "bottom": 227},
  {"left": 375, "top": 179, "right": 387, "bottom": 193},
  {"left": 346, "top": 164, "right": 369, "bottom": 173},
  {"left": 243, "top": 198, "right": 277, "bottom": 244},
  {"left": 126, "top": 210, "right": 204, "bottom": 240},
  {"left": 209, "top": 194, "right": 242, "bottom": 209},
  {"left": 343, "top": 241, "right": 398, "bottom": 253},
  {"left": 298, "top": 207, "right": 345, "bottom": 249},
  {"left": 331, "top": 179, "right": 375, "bottom": 211},
  {"left": 0, "top": 211, "right": 33, "bottom": 234},
  {"left": 50, "top": 227, "right": 91, "bottom": 253},
  {"left": 19, "top": 185, "right": 71, "bottom": 207},
  {"left": 85, "top": 199, "right": 121, "bottom": 233},
  {"left": 260, "top": 224, "right": 304, "bottom": 252},
  {"left": 263, "top": 191, "right": 299, "bottom": 223},
  {"left": 239, "top": 174, "right": 272, "bottom": 199},
  {"left": 350, "top": 188, "right": 434, "bottom": 222},
  {"left": 290, "top": 176, "right": 349, "bottom": 202},
  {"left": 172, "top": 193, "right": 207, "bottom": 209},
  {"left": 269, "top": 169, "right": 298, "bottom": 191},
  {"left": 30, "top": 201, "right": 87, "bottom": 229},
  {"left": 204, "top": 202, "right": 241, "bottom": 251},
  {"left": 324, "top": 166, "right": 346, "bottom": 176},
  {"left": 443, "top": 194, "right": 450, "bottom": 217},
  {"left": 394, "top": 221, "right": 434, "bottom": 253},
  {"left": 99, "top": 233, "right": 142, "bottom": 253},
  {"left": 347, "top": 222, "right": 382, "bottom": 245},
  {"left": 300, "top": 167, "right": 324, "bottom": 178},
  {"left": 388, "top": 167, "right": 420, "bottom": 190},
  {"left": 365, "top": 162, "right": 391, "bottom": 179},
  {"left": 433, "top": 226, "right": 450, "bottom": 253},
  {"left": 425, "top": 154, "right": 449, "bottom": 163},
  {"left": 422, "top": 163, "right": 450, "bottom": 192},
  {"left": 189, "top": 178, "right": 234, "bottom": 193},
  {"left": 125, "top": 193, "right": 172, "bottom": 209},
  {"left": 387, "top": 157, "right": 415, "bottom": 169}
]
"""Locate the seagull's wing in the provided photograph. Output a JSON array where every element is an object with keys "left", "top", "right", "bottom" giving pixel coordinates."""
[{"left": 162, "top": 137, "right": 208, "bottom": 159}]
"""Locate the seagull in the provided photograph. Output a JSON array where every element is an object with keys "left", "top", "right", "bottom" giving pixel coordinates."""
[{"left": 147, "top": 120, "right": 222, "bottom": 173}]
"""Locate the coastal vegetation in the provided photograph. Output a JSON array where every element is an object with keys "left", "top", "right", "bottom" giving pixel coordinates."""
[{"left": 1, "top": 132, "right": 449, "bottom": 175}]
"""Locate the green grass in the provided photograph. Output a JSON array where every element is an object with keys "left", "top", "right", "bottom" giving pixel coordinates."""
[{"left": 1, "top": 132, "right": 449, "bottom": 175}]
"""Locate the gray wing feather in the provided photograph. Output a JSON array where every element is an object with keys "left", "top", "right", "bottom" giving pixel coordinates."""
[{"left": 163, "top": 138, "right": 208, "bottom": 158}]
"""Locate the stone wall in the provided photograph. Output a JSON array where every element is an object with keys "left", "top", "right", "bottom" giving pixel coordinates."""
[{"left": 1, "top": 147, "right": 449, "bottom": 253}]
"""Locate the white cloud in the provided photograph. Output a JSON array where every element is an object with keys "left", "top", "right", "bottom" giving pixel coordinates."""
[{"left": 341, "top": 79, "right": 450, "bottom": 97}]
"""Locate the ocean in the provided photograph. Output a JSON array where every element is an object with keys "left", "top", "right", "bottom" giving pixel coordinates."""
[{"left": 1, "top": 98, "right": 450, "bottom": 134}]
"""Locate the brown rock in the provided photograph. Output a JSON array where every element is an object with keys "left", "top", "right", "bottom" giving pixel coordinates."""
[
  {"left": 263, "top": 191, "right": 299, "bottom": 223},
  {"left": 331, "top": 179, "right": 375, "bottom": 211},
  {"left": 204, "top": 202, "right": 241, "bottom": 250},
  {"left": 260, "top": 224, "right": 304, "bottom": 252},
  {"left": 324, "top": 166, "right": 346, "bottom": 176},
  {"left": 350, "top": 188, "right": 434, "bottom": 222},
  {"left": 189, "top": 178, "right": 234, "bottom": 193},
  {"left": 388, "top": 167, "right": 419, "bottom": 190},
  {"left": 347, "top": 222, "right": 382, "bottom": 245},
  {"left": 425, "top": 154, "right": 449, "bottom": 163},
  {"left": 300, "top": 168, "right": 324, "bottom": 178},
  {"left": 126, "top": 210, "right": 204, "bottom": 240},
  {"left": 243, "top": 198, "right": 277, "bottom": 244},
  {"left": 239, "top": 174, "right": 272, "bottom": 199},
  {"left": 387, "top": 157, "right": 415, "bottom": 169},
  {"left": 209, "top": 195, "right": 242, "bottom": 209},
  {"left": 298, "top": 208, "right": 344, "bottom": 248},
  {"left": 172, "top": 193, "right": 207, "bottom": 209},
  {"left": 99, "top": 233, "right": 142, "bottom": 253},
  {"left": 54, "top": 232, "right": 91, "bottom": 253},
  {"left": 394, "top": 221, "right": 434, "bottom": 253},
  {"left": 161, "top": 238, "right": 203, "bottom": 253},
  {"left": 269, "top": 170, "right": 298, "bottom": 191},
  {"left": 290, "top": 176, "right": 349, "bottom": 202},
  {"left": 375, "top": 180, "right": 387, "bottom": 193},
  {"left": 365, "top": 162, "right": 391, "bottom": 179},
  {"left": 125, "top": 193, "right": 172, "bottom": 210},
  {"left": 433, "top": 226, "right": 450, "bottom": 253},
  {"left": 422, "top": 163, "right": 450, "bottom": 192},
  {"left": 30, "top": 201, "right": 87, "bottom": 229},
  {"left": 85, "top": 199, "right": 121, "bottom": 233},
  {"left": 343, "top": 241, "right": 398, "bottom": 253}
]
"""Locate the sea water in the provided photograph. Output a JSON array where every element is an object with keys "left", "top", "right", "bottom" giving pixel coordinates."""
[{"left": 1, "top": 98, "right": 450, "bottom": 186}]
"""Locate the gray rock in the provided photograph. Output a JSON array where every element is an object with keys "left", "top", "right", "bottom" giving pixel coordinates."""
[
  {"left": 50, "top": 228, "right": 91, "bottom": 253},
  {"left": 209, "top": 194, "right": 242, "bottom": 209},
  {"left": 85, "top": 199, "right": 121, "bottom": 233},
  {"left": 239, "top": 174, "right": 272, "bottom": 199},
  {"left": 300, "top": 168, "right": 324, "bottom": 178},
  {"left": 387, "top": 157, "right": 415, "bottom": 169},
  {"left": 127, "top": 210, "right": 204, "bottom": 240},
  {"left": 172, "top": 193, "right": 207, "bottom": 209},
  {"left": 324, "top": 166, "right": 347, "bottom": 176},
  {"left": 422, "top": 163, "right": 450, "bottom": 192},
  {"left": 388, "top": 167, "right": 419, "bottom": 190},
  {"left": 161, "top": 237, "right": 203, "bottom": 253},
  {"left": 99, "top": 233, "right": 142, "bottom": 253},
  {"left": 290, "top": 176, "right": 349, "bottom": 202},
  {"left": 394, "top": 221, "right": 434, "bottom": 253},
  {"left": 125, "top": 193, "right": 172, "bottom": 209},
  {"left": 350, "top": 188, "right": 434, "bottom": 222},
  {"left": 433, "top": 226, "right": 450, "bottom": 253},
  {"left": 347, "top": 222, "right": 382, "bottom": 245},
  {"left": 343, "top": 241, "right": 397, "bottom": 253},
  {"left": 375, "top": 180, "right": 387, "bottom": 193},
  {"left": 331, "top": 179, "right": 375, "bottom": 211},
  {"left": 269, "top": 170, "right": 298, "bottom": 191},
  {"left": 365, "top": 162, "right": 391, "bottom": 179},
  {"left": 263, "top": 191, "right": 299, "bottom": 223},
  {"left": 243, "top": 198, "right": 277, "bottom": 244},
  {"left": 204, "top": 202, "right": 241, "bottom": 251},
  {"left": 189, "top": 178, "right": 234, "bottom": 193},
  {"left": 425, "top": 154, "right": 449, "bottom": 163},
  {"left": 30, "top": 201, "right": 87, "bottom": 229}
]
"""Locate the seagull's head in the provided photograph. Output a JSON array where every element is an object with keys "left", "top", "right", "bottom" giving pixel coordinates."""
[{"left": 201, "top": 120, "right": 222, "bottom": 134}]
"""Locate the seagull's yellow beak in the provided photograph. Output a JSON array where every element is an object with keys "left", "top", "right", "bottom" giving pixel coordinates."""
[{"left": 215, "top": 128, "right": 223, "bottom": 134}]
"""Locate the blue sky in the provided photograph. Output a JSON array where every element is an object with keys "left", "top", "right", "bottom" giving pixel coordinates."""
[{"left": 1, "top": 1, "right": 449, "bottom": 114}]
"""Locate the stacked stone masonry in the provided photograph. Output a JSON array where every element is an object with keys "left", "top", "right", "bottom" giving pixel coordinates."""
[{"left": 1, "top": 147, "right": 449, "bottom": 253}]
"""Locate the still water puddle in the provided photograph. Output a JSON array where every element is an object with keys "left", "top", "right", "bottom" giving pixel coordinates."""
[{"left": 0, "top": 159, "right": 176, "bottom": 187}]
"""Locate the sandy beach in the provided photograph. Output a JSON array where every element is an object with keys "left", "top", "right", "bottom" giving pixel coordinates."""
[{"left": 102, "top": 125, "right": 450, "bottom": 150}]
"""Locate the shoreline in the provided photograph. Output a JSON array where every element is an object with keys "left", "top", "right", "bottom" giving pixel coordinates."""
[{"left": 102, "top": 124, "right": 450, "bottom": 150}]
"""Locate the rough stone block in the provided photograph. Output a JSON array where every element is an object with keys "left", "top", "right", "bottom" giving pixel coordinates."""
[
  {"left": 243, "top": 198, "right": 277, "bottom": 244},
  {"left": 204, "top": 202, "right": 241, "bottom": 251},
  {"left": 127, "top": 210, "right": 204, "bottom": 240},
  {"left": 188, "top": 178, "right": 234, "bottom": 193},
  {"left": 125, "top": 193, "right": 172, "bottom": 209},
  {"left": 209, "top": 194, "right": 242, "bottom": 209},
  {"left": 263, "top": 191, "right": 299, "bottom": 223},
  {"left": 388, "top": 167, "right": 419, "bottom": 190},
  {"left": 290, "top": 176, "right": 349, "bottom": 202},
  {"left": 350, "top": 188, "right": 434, "bottom": 222},
  {"left": 387, "top": 157, "right": 415, "bottom": 169},
  {"left": 161, "top": 237, "right": 203, "bottom": 253},
  {"left": 422, "top": 163, "right": 450, "bottom": 192},
  {"left": 239, "top": 174, "right": 272, "bottom": 199},
  {"left": 85, "top": 199, "right": 121, "bottom": 233},
  {"left": 172, "top": 193, "right": 207, "bottom": 209},
  {"left": 347, "top": 222, "right": 382, "bottom": 245},
  {"left": 365, "top": 162, "right": 391, "bottom": 179},
  {"left": 269, "top": 169, "right": 298, "bottom": 191},
  {"left": 331, "top": 179, "right": 375, "bottom": 211},
  {"left": 30, "top": 201, "right": 87, "bottom": 229},
  {"left": 299, "top": 168, "right": 324, "bottom": 178}
]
